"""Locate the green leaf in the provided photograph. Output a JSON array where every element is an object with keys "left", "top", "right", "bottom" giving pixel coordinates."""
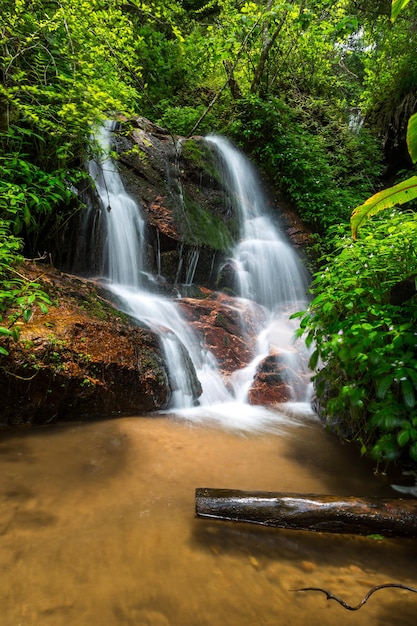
[
  {"left": 376, "top": 374, "right": 394, "bottom": 399},
  {"left": 0, "top": 327, "right": 13, "bottom": 336},
  {"left": 351, "top": 177, "right": 417, "bottom": 239},
  {"left": 23, "top": 309, "right": 32, "bottom": 323},
  {"left": 410, "top": 442, "right": 417, "bottom": 461},
  {"left": 406, "top": 114, "right": 417, "bottom": 164},
  {"left": 372, "top": 434, "right": 399, "bottom": 461},
  {"left": 391, "top": 0, "right": 411, "bottom": 21},
  {"left": 308, "top": 349, "right": 319, "bottom": 370},
  {"left": 0, "top": 346, "right": 9, "bottom": 356},
  {"left": 397, "top": 429, "right": 410, "bottom": 447},
  {"left": 401, "top": 379, "right": 415, "bottom": 408}
]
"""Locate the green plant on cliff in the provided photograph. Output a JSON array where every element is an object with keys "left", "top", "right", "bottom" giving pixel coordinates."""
[
  {"left": 296, "top": 211, "right": 417, "bottom": 467},
  {"left": 229, "top": 95, "right": 381, "bottom": 232},
  {"left": 0, "top": 219, "right": 50, "bottom": 355}
]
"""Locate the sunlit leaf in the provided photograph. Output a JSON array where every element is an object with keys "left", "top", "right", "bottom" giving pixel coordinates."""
[
  {"left": 351, "top": 177, "right": 417, "bottom": 239},
  {"left": 391, "top": 0, "right": 411, "bottom": 21},
  {"left": 406, "top": 114, "right": 417, "bottom": 164}
]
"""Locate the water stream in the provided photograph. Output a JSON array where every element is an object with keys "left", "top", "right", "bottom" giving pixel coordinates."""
[
  {"left": 0, "top": 416, "right": 416, "bottom": 626},
  {"left": 206, "top": 135, "right": 310, "bottom": 407}
]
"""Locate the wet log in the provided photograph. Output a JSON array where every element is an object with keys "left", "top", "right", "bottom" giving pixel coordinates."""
[{"left": 195, "top": 488, "right": 417, "bottom": 537}]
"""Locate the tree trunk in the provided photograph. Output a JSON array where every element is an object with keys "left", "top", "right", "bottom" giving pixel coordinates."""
[
  {"left": 195, "top": 488, "right": 417, "bottom": 537},
  {"left": 250, "top": 3, "right": 291, "bottom": 95}
]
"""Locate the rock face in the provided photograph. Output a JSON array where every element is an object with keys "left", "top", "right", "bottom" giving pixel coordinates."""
[
  {"left": 178, "top": 288, "right": 267, "bottom": 380},
  {"left": 105, "top": 117, "right": 236, "bottom": 289},
  {"left": 248, "top": 354, "right": 292, "bottom": 405},
  {"left": 0, "top": 265, "right": 185, "bottom": 425}
]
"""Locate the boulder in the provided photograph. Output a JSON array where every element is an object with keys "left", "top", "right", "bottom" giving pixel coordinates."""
[
  {"left": 248, "top": 353, "right": 292, "bottom": 405},
  {"left": 178, "top": 288, "right": 267, "bottom": 379},
  {"left": 0, "top": 264, "right": 178, "bottom": 425}
]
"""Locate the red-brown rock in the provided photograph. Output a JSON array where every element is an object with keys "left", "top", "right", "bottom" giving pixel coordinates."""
[
  {"left": 0, "top": 264, "right": 174, "bottom": 425},
  {"left": 248, "top": 353, "right": 292, "bottom": 405},
  {"left": 178, "top": 289, "right": 267, "bottom": 380}
]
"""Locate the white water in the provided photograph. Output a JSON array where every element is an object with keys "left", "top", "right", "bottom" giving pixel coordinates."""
[
  {"left": 206, "top": 136, "right": 311, "bottom": 405},
  {"left": 89, "top": 123, "right": 230, "bottom": 410},
  {"left": 88, "top": 124, "right": 313, "bottom": 429}
]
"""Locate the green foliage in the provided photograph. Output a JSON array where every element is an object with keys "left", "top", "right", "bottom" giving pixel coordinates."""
[
  {"left": 0, "top": 126, "right": 83, "bottom": 254},
  {"left": 407, "top": 114, "right": 417, "bottom": 164},
  {"left": 360, "top": 0, "right": 417, "bottom": 157},
  {"left": 156, "top": 105, "right": 218, "bottom": 136},
  {"left": 351, "top": 176, "right": 417, "bottom": 239},
  {"left": 0, "top": 220, "right": 50, "bottom": 355},
  {"left": 229, "top": 95, "right": 381, "bottom": 232},
  {"left": 351, "top": 50, "right": 417, "bottom": 240},
  {"left": 391, "top": 0, "right": 411, "bottom": 21},
  {"left": 297, "top": 211, "right": 417, "bottom": 465}
]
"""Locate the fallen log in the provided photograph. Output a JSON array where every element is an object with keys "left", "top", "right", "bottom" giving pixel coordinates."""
[{"left": 195, "top": 488, "right": 417, "bottom": 537}]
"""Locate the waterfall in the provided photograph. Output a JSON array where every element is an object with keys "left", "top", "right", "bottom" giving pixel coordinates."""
[
  {"left": 207, "top": 136, "right": 308, "bottom": 309},
  {"left": 88, "top": 122, "right": 147, "bottom": 288},
  {"left": 206, "top": 135, "right": 311, "bottom": 404},
  {"left": 86, "top": 123, "right": 313, "bottom": 430},
  {"left": 88, "top": 122, "right": 230, "bottom": 409}
]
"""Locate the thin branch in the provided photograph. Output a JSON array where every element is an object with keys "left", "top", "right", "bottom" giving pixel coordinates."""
[
  {"left": 0, "top": 368, "right": 40, "bottom": 381},
  {"left": 293, "top": 583, "right": 417, "bottom": 611},
  {"left": 186, "top": 16, "right": 262, "bottom": 138}
]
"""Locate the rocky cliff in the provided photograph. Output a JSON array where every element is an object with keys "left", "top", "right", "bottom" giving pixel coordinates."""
[{"left": 0, "top": 118, "right": 310, "bottom": 424}]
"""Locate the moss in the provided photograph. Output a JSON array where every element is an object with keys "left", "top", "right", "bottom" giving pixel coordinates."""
[
  {"left": 181, "top": 139, "right": 220, "bottom": 182},
  {"left": 177, "top": 193, "right": 233, "bottom": 252},
  {"left": 75, "top": 286, "right": 130, "bottom": 324}
]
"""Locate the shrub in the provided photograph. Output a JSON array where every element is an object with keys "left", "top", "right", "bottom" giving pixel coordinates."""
[
  {"left": 0, "top": 220, "right": 50, "bottom": 355},
  {"left": 228, "top": 95, "right": 382, "bottom": 232},
  {"left": 296, "top": 210, "right": 417, "bottom": 467}
]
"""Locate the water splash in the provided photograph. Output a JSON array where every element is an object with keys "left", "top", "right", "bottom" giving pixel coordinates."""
[
  {"left": 88, "top": 123, "right": 230, "bottom": 410},
  {"left": 86, "top": 124, "right": 312, "bottom": 429},
  {"left": 206, "top": 135, "right": 311, "bottom": 403}
]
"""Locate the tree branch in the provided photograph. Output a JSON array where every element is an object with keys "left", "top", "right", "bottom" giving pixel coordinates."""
[{"left": 293, "top": 583, "right": 417, "bottom": 611}]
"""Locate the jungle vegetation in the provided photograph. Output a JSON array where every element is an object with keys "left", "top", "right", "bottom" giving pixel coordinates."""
[{"left": 1, "top": 0, "right": 416, "bottom": 466}]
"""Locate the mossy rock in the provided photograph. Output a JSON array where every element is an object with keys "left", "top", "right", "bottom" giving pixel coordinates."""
[{"left": 175, "top": 192, "right": 234, "bottom": 252}]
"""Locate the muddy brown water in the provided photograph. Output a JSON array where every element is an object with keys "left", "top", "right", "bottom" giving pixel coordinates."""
[{"left": 0, "top": 410, "right": 416, "bottom": 626}]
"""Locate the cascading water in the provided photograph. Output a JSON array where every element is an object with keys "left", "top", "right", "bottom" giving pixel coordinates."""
[
  {"left": 86, "top": 123, "right": 313, "bottom": 430},
  {"left": 206, "top": 136, "right": 311, "bottom": 405},
  {"left": 88, "top": 122, "right": 230, "bottom": 409}
]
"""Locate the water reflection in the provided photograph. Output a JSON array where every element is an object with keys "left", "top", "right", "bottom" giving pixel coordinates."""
[{"left": 0, "top": 415, "right": 415, "bottom": 626}]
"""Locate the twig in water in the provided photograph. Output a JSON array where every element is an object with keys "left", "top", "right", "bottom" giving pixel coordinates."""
[{"left": 293, "top": 583, "right": 417, "bottom": 611}]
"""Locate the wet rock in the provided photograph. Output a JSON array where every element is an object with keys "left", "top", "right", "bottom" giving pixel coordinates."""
[
  {"left": 110, "top": 117, "right": 235, "bottom": 288},
  {"left": 178, "top": 288, "right": 266, "bottom": 379},
  {"left": 248, "top": 353, "right": 292, "bottom": 405},
  {"left": 0, "top": 264, "right": 176, "bottom": 425}
]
